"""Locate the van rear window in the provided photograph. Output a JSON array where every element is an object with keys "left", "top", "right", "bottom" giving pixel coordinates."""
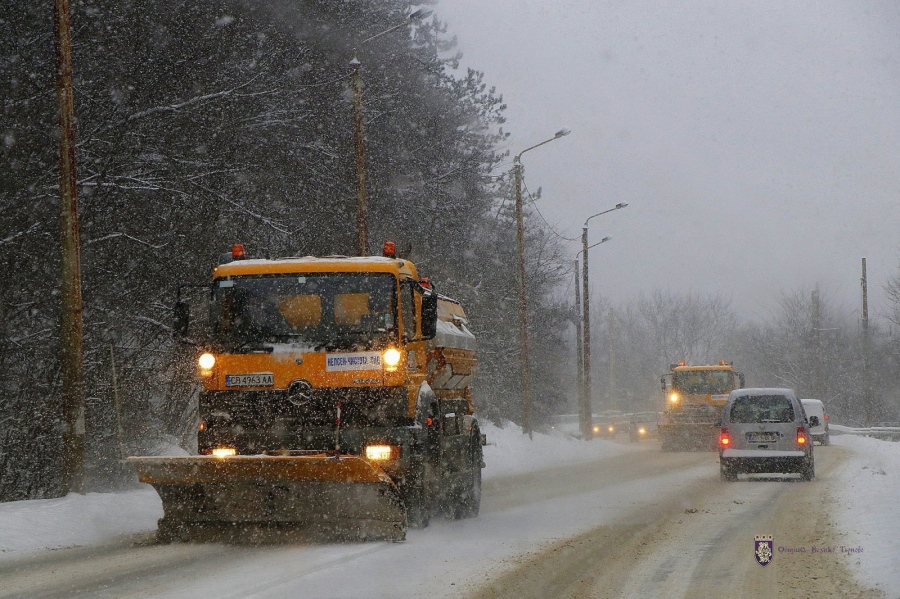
[{"left": 729, "top": 395, "right": 795, "bottom": 423}]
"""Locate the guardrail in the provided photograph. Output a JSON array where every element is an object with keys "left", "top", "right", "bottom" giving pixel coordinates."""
[{"left": 830, "top": 424, "right": 900, "bottom": 441}]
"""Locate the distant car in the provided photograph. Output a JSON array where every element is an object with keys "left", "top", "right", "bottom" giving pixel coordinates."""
[
  {"left": 800, "top": 399, "right": 829, "bottom": 445},
  {"left": 719, "top": 388, "right": 815, "bottom": 481},
  {"left": 628, "top": 412, "right": 660, "bottom": 442},
  {"left": 549, "top": 413, "right": 581, "bottom": 437},
  {"left": 592, "top": 411, "right": 626, "bottom": 438}
]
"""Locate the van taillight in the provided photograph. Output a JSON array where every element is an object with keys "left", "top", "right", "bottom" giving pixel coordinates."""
[
  {"left": 719, "top": 428, "right": 731, "bottom": 447},
  {"left": 797, "top": 427, "right": 808, "bottom": 445}
]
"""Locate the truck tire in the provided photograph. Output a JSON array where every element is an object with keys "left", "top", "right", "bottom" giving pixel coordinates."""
[
  {"left": 661, "top": 435, "right": 674, "bottom": 452},
  {"left": 402, "top": 459, "right": 431, "bottom": 529},
  {"left": 453, "top": 438, "right": 482, "bottom": 519},
  {"left": 404, "top": 484, "right": 430, "bottom": 529}
]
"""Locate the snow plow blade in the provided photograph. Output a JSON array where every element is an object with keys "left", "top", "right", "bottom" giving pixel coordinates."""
[{"left": 127, "top": 454, "right": 406, "bottom": 542}]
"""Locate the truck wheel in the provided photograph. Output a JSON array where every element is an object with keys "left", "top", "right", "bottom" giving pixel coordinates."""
[
  {"left": 404, "top": 484, "right": 430, "bottom": 529},
  {"left": 402, "top": 459, "right": 431, "bottom": 529},
  {"left": 454, "top": 438, "right": 482, "bottom": 519}
]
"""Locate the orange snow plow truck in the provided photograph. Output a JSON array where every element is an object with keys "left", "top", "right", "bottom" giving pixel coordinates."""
[
  {"left": 128, "top": 242, "right": 483, "bottom": 542},
  {"left": 658, "top": 361, "right": 744, "bottom": 451}
]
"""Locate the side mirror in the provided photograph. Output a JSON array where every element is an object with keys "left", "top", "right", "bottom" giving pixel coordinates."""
[
  {"left": 660, "top": 376, "right": 666, "bottom": 391},
  {"left": 808, "top": 415, "right": 820, "bottom": 427},
  {"left": 421, "top": 290, "right": 438, "bottom": 340},
  {"left": 173, "top": 301, "right": 190, "bottom": 337}
]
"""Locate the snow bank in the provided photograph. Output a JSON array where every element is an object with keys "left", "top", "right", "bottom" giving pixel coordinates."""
[
  {"left": 830, "top": 435, "right": 900, "bottom": 596},
  {"left": 0, "top": 488, "right": 163, "bottom": 559},
  {"left": 480, "top": 420, "right": 631, "bottom": 479}
]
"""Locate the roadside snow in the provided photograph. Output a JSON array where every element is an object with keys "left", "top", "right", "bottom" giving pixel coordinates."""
[
  {"left": 481, "top": 421, "right": 630, "bottom": 479},
  {"left": 830, "top": 434, "right": 900, "bottom": 597},
  {"left": 0, "top": 488, "right": 161, "bottom": 556},
  {"left": 0, "top": 423, "right": 897, "bottom": 598},
  {"left": 0, "top": 422, "right": 624, "bottom": 559}
]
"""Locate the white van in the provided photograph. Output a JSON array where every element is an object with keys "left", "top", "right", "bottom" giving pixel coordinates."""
[
  {"left": 800, "top": 399, "right": 829, "bottom": 445},
  {"left": 719, "top": 388, "right": 815, "bottom": 481}
]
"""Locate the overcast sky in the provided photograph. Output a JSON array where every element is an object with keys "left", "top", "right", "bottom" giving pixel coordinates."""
[{"left": 433, "top": 0, "right": 900, "bottom": 323}]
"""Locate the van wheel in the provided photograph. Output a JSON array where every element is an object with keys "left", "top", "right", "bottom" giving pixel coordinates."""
[
  {"left": 800, "top": 457, "right": 815, "bottom": 481},
  {"left": 720, "top": 459, "right": 737, "bottom": 482}
]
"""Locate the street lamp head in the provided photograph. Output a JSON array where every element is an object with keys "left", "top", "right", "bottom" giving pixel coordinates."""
[
  {"left": 555, "top": 128, "right": 571, "bottom": 138},
  {"left": 600, "top": 236, "right": 612, "bottom": 243},
  {"left": 615, "top": 202, "right": 628, "bottom": 209},
  {"left": 409, "top": 8, "right": 433, "bottom": 20}
]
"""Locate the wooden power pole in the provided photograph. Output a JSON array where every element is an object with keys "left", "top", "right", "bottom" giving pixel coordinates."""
[
  {"left": 861, "top": 258, "right": 872, "bottom": 426},
  {"left": 811, "top": 289, "right": 822, "bottom": 400},
  {"left": 55, "top": 0, "right": 86, "bottom": 494},
  {"left": 609, "top": 308, "right": 616, "bottom": 410}
]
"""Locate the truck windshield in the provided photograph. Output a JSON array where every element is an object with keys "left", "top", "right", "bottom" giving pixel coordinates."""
[
  {"left": 672, "top": 370, "right": 735, "bottom": 395},
  {"left": 210, "top": 273, "right": 397, "bottom": 349}
]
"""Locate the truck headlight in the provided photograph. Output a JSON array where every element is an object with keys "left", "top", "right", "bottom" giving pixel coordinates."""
[
  {"left": 383, "top": 348, "right": 401, "bottom": 371},
  {"left": 211, "top": 447, "right": 236, "bottom": 458},
  {"left": 365, "top": 445, "right": 400, "bottom": 461},
  {"left": 669, "top": 392, "right": 680, "bottom": 404},
  {"left": 198, "top": 352, "right": 216, "bottom": 370}
]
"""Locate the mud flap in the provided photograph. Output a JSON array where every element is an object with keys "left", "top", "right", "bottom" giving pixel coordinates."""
[{"left": 128, "top": 455, "right": 406, "bottom": 542}]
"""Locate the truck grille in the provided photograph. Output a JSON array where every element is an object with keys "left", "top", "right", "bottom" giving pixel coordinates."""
[{"left": 200, "top": 387, "right": 407, "bottom": 428}]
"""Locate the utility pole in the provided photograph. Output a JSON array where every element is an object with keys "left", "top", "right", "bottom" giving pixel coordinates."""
[
  {"left": 811, "top": 288, "right": 822, "bottom": 400},
  {"left": 512, "top": 128, "right": 570, "bottom": 437},
  {"left": 861, "top": 258, "right": 872, "bottom": 426},
  {"left": 351, "top": 53, "right": 368, "bottom": 257},
  {"left": 54, "top": 0, "right": 86, "bottom": 494},
  {"left": 609, "top": 308, "right": 616, "bottom": 410},
  {"left": 349, "top": 10, "right": 432, "bottom": 257},
  {"left": 580, "top": 203, "right": 626, "bottom": 432},
  {"left": 581, "top": 225, "right": 592, "bottom": 428},
  {"left": 514, "top": 160, "right": 533, "bottom": 437},
  {"left": 574, "top": 259, "right": 586, "bottom": 438}
]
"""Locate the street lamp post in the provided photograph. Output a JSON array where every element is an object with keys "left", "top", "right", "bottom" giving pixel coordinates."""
[
  {"left": 581, "top": 203, "right": 628, "bottom": 430},
  {"left": 513, "top": 128, "right": 570, "bottom": 437},
  {"left": 576, "top": 235, "right": 611, "bottom": 439},
  {"left": 573, "top": 259, "right": 584, "bottom": 437},
  {"left": 351, "top": 9, "right": 432, "bottom": 256}
]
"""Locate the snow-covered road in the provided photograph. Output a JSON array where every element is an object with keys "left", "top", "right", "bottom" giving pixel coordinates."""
[{"left": 0, "top": 425, "right": 897, "bottom": 598}]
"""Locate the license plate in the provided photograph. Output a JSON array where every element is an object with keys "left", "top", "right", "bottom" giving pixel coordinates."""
[
  {"left": 748, "top": 432, "right": 777, "bottom": 443},
  {"left": 225, "top": 373, "right": 274, "bottom": 387}
]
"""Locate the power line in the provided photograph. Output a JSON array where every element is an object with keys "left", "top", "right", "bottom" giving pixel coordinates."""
[{"left": 521, "top": 180, "right": 580, "bottom": 242}]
